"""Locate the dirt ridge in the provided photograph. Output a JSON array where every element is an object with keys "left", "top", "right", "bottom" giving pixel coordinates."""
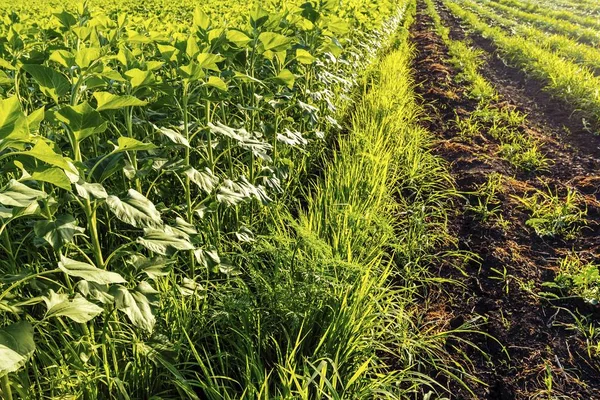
[{"left": 410, "top": 1, "right": 600, "bottom": 398}]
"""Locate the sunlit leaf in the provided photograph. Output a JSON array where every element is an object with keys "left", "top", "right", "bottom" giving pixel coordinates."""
[
  {"left": 34, "top": 215, "right": 84, "bottom": 249},
  {"left": 50, "top": 102, "right": 107, "bottom": 142},
  {"left": 21, "top": 65, "right": 70, "bottom": 104},
  {"left": 0, "top": 97, "right": 29, "bottom": 142},
  {"left": 0, "top": 321, "right": 35, "bottom": 378},
  {"left": 59, "top": 256, "right": 126, "bottom": 284},
  {"left": 43, "top": 290, "right": 103, "bottom": 323},
  {"left": 0, "top": 180, "right": 47, "bottom": 207},
  {"left": 110, "top": 285, "right": 155, "bottom": 332},
  {"left": 136, "top": 226, "right": 194, "bottom": 255},
  {"left": 106, "top": 189, "right": 163, "bottom": 228},
  {"left": 115, "top": 137, "right": 157, "bottom": 152},
  {"left": 94, "top": 92, "right": 148, "bottom": 111}
]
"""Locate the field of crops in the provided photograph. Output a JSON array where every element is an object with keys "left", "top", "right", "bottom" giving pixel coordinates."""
[{"left": 1, "top": 0, "right": 600, "bottom": 398}]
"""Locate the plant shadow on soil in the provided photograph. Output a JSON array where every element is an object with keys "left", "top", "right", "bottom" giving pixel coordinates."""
[{"left": 410, "top": 0, "right": 600, "bottom": 398}]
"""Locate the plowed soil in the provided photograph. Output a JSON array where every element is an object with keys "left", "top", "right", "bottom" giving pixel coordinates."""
[{"left": 410, "top": 0, "right": 600, "bottom": 398}]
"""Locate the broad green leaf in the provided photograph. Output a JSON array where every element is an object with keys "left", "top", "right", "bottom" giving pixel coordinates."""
[
  {"left": 153, "top": 125, "right": 189, "bottom": 147},
  {"left": 117, "top": 46, "right": 137, "bottom": 69},
  {"left": 274, "top": 69, "right": 295, "bottom": 89},
  {"left": 296, "top": 49, "right": 315, "bottom": 65},
  {"left": 77, "top": 281, "right": 114, "bottom": 304},
  {"left": 59, "top": 256, "right": 126, "bottom": 284},
  {"left": 115, "top": 137, "right": 157, "bottom": 152},
  {"left": 250, "top": 6, "right": 269, "bottom": 29},
  {"left": 184, "top": 167, "right": 217, "bottom": 192},
  {"left": 72, "top": 26, "right": 93, "bottom": 42},
  {"left": 53, "top": 10, "right": 77, "bottom": 29},
  {"left": 0, "top": 97, "right": 29, "bottom": 142},
  {"left": 50, "top": 102, "right": 107, "bottom": 142},
  {"left": 22, "top": 140, "right": 71, "bottom": 170},
  {"left": 258, "top": 32, "right": 292, "bottom": 52},
  {"left": 21, "top": 65, "right": 70, "bottom": 104},
  {"left": 0, "top": 321, "right": 35, "bottom": 378},
  {"left": 106, "top": 189, "right": 162, "bottom": 228},
  {"left": 27, "top": 107, "right": 45, "bottom": 133},
  {"left": 196, "top": 53, "right": 225, "bottom": 72},
  {"left": 75, "top": 47, "right": 101, "bottom": 69},
  {"left": 206, "top": 76, "right": 227, "bottom": 92},
  {"left": 43, "top": 290, "right": 103, "bottom": 323},
  {"left": 126, "top": 31, "right": 152, "bottom": 44},
  {"left": 145, "top": 61, "right": 164, "bottom": 71},
  {"left": 34, "top": 215, "right": 84, "bottom": 249},
  {"left": 0, "top": 57, "right": 16, "bottom": 70},
  {"left": 124, "top": 68, "right": 155, "bottom": 90},
  {"left": 186, "top": 36, "right": 200, "bottom": 59},
  {"left": 86, "top": 153, "right": 124, "bottom": 182},
  {"left": 0, "top": 202, "right": 41, "bottom": 221},
  {"left": 94, "top": 92, "right": 148, "bottom": 111},
  {"left": 225, "top": 30, "right": 251, "bottom": 47},
  {"left": 74, "top": 181, "right": 108, "bottom": 200},
  {"left": 30, "top": 167, "right": 72, "bottom": 191},
  {"left": 0, "top": 180, "right": 47, "bottom": 207},
  {"left": 0, "top": 71, "right": 12, "bottom": 85},
  {"left": 179, "top": 62, "right": 205, "bottom": 82},
  {"left": 49, "top": 50, "right": 75, "bottom": 68},
  {"left": 193, "top": 7, "right": 210, "bottom": 30},
  {"left": 157, "top": 44, "right": 179, "bottom": 62},
  {"left": 110, "top": 285, "right": 155, "bottom": 332},
  {"left": 136, "top": 227, "right": 194, "bottom": 255}
]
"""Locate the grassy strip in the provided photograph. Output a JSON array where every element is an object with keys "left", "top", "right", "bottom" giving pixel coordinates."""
[
  {"left": 455, "top": 0, "right": 600, "bottom": 75},
  {"left": 490, "top": 0, "right": 600, "bottom": 31},
  {"left": 107, "top": 1, "right": 480, "bottom": 398},
  {"left": 424, "top": 0, "right": 497, "bottom": 102},
  {"left": 544, "top": 0, "right": 600, "bottom": 16},
  {"left": 424, "top": 0, "right": 547, "bottom": 172},
  {"left": 446, "top": 0, "right": 600, "bottom": 130},
  {"left": 476, "top": 0, "right": 600, "bottom": 45},
  {"left": 286, "top": 1, "right": 482, "bottom": 396}
]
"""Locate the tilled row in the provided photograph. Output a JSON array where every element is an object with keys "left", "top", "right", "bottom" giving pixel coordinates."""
[{"left": 411, "top": 0, "right": 600, "bottom": 398}]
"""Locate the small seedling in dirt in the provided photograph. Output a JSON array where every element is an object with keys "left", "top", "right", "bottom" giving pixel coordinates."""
[
  {"left": 514, "top": 186, "right": 586, "bottom": 239},
  {"left": 497, "top": 308, "right": 511, "bottom": 330},
  {"left": 500, "top": 139, "right": 550, "bottom": 172},
  {"left": 543, "top": 254, "right": 600, "bottom": 305},
  {"left": 490, "top": 266, "right": 511, "bottom": 294},
  {"left": 455, "top": 113, "right": 482, "bottom": 138},
  {"left": 564, "top": 310, "right": 600, "bottom": 361},
  {"left": 465, "top": 173, "right": 503, "bottom": 223}
]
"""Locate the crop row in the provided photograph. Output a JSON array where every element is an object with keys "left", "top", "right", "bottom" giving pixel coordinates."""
[
  {"left": 477, "top": 0, "right": 600, "bottom": 46},
  {"left": 489, "top": 0, "right": 600, "bottom": 32},
  {"left": 446, "top": 0, "right": 600, "bottom": 130},
  {"left": 425, "top": 0, "right": 546, "bottom": 172},
  {"left": 457, "top": 0, "right": 600, "bottom": 74},
  {"left": 0, "top": 0, "right": 413, "bottom": 397}
]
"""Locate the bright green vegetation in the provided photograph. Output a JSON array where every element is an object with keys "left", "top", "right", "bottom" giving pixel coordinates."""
[
  {"left": 489, "top": 0, "right": 600, "bottom": 32},
  {"left": 457, "top": 0, "right": 600, "bottom": 75},
  {"left": 0, "top": 0, "right": 480, "bottom": 397},
  {"left": 515, "top": 186, "right": 586, "bottom": 239},
  {"left": 478, "top": 0, "right": 600, "bottom": 45},
  {"left": 446, "top": 0, "right": 600, "bottom": 130},
  {"left": 425, "top": 0, "right": 547, "bottom": 173}
]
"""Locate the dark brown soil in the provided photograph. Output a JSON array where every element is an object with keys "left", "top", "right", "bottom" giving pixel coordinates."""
[{"left": 410, "top": 1, "right": 600, "bottom": 398}]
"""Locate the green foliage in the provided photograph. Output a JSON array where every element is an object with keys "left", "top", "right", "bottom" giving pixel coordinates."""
[
  {"left": 0, "top": 0, "right": 441, "bottom": 398},
  {"left": 515, "top": 185, "right": 586, "bottom": 239},
  {"left": 553, "top": 255, "right": 600, "bottom": 304}
]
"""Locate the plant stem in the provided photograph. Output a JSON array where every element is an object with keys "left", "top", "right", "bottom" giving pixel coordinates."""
[
  {"left": 85, "top": 200, "right": 105, "bottom": 269},
  {"left": 182, "top": 85, "right": 196, "bottom": 278},
  {"left": 0, "top": 375, "right": 13, "bottom": 400}
]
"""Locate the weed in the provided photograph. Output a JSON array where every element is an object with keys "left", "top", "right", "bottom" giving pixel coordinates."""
[
  {"left": 515, "top": 185, "right": 586, "bottom": 239},
  {"left": 465, "top": 172, "right": 503, "bottom": 223}
]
